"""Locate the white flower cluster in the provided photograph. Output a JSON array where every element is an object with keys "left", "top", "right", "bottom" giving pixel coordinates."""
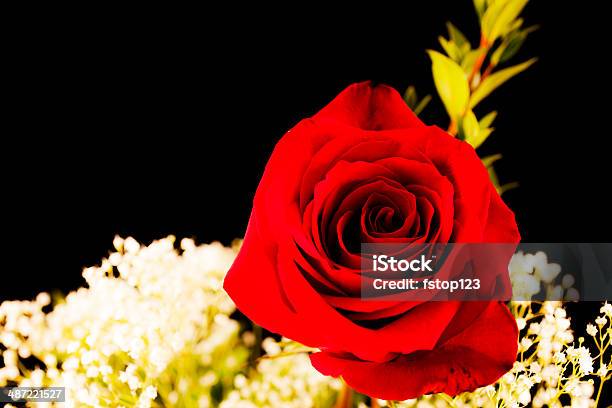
[
  {"left": 1, "top": 239, "right": 611, "bottom": 408},
  {"left": 1, "top": 236, "right": 247, "bottom": 407},
  {"left": 509, "top": 251, "right": 579, "bottom": 301},
  {"left": 512, "top": 302, "right": 593, "bottom": 408},
  {"left": 220, "top": 338, "right": 341, "bottom": 408},
  {"left": 379, "top": 301, "right": 611, "bottom": 408}
]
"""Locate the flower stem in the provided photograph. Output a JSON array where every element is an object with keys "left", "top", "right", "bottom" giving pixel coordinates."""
[
  {"left": 468, "top": 36, "right": 491, "bottom": 90},
  {"left": 482, "top": 62, "right": 495, "bottom": 82},
  {"left": 594, "top": 376, "right": 605, "bottom": 406}
]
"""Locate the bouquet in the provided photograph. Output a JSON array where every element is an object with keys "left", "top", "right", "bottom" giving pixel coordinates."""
[{"left": 2, "top": 1, "right": 611, "bottom": 407}]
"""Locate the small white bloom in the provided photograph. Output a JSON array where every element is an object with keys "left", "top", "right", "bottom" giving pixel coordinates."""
[
  {"left": 539, "top": 264, "right": 561, "bottom": 283},
  {"left": 36, "top": 292, "right": 51, "bottom": 306},
  {"left": 521, "top": 337, "right": 533, "bottom": 350},
  {"left": 586, "top": 323, "right": 597, "bottom": 336},
  {"left": 595, "top": 316, "right": 607, "bottom": 326},
  {"left": 597, "top": 365, "right": 609, "bottom": 377},
  {"left": 553, "top": 351, "right": 566, "bottom": 364},
  {"left": 142, "top": 385, "right": 157, "bottom": 400},
  {"left": 124, "top": 237, "right": 140, "bottom": 253}
]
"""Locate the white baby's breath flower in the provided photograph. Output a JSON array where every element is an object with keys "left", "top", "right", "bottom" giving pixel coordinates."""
[
  {"left": 586, "top": 323, "right": 597, "bottom": 337},
  {"left": 532, "top": 253, "right": 561, "bottom": 283},
  {"left": 520, "top": 337, "right": 533, "bottom": 350},
  {"left": 36, "top": 292, "right": 51, "bottom": 306},
  {"left": 220, "top": 339, "right": 340, "bottom": 408},
  {"left": 509, "top": 253, "right": 541, "bottom": 300},
  {"left": 597, "top": 365, "right": 608, "bottom": 377},
  {"left": 595, "top": 315, "right": 607, "bottom": 327},
  {"left": 3, "top": 240, "right": 609, "bottom": 408},
  {"left": 553, "top": 351, "right": 566, "bottom": 364},
  {"left": 142, "top": 385, "right": 157, "bottom": 400},
  {"left": 510, "top": 252, "right": 577, "bottom": 302},
  {"left": 0, "top": 236, "right": 245, "bottom": 407}
]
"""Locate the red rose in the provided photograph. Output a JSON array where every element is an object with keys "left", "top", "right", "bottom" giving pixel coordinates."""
[{"left": 224, "top": 82, "right": 520, "bottom": 400}]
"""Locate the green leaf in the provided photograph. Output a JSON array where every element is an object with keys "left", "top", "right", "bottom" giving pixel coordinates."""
[
  {"left": 469, "top": 58, "right": 536, "bottom": 108},
  {"left": 460, "top": 109, "right": 481, "bottom": 146},
  {"left": 413, "top": 94, "right": 432, "bottom": 116},
  {"left": 447, "top": 22, "right": 470, "bottom": 53},
  {"left": 475, "top": 127, "right": 494, "bottom": 148},
  {"left": 483, "top": 153, "right": 502, "bottom": 191},
  {"left": 508, "top": 17, "right": 525, "bottom": 32},
  {"left": 490, "top": 39, "right": 510, "bottom": 66},
  {"left": 482, "top": 153, "right": 518, "bottom": 194},
  {"left": 482, "top": 0, "right": 528, "bottom": 43},
  {"left": 499, "top": 181, "right": 519, "bottom": 194},
  {"left": 481, "top": 0, "right": 511, "bottom": 41},
  {"left": 461, "top": 49, "right": 484, "bottom": 74},
  {"left": 462, "top": 110, "right": 494, "bottom": 148},
  {"left": 490, "top": 23, "right": 537, "bottom": 66},
  {"left": 473, "top": 0, "right": 487, "bottom": 19},
  {"left": 500, "top": 25, "right": 538, "bottom": 63},
  {"left": 403, "top": 86, "right": 418, "bottom": 108},
  {"left": 427, "top": 50, "right": 471, "bottom": 121},
  {"left": 479, "top": 111, "right": 498, "bottom": 128},
  {"left": 439, "top": 36, "right": 463, "bottom": 62},
  {"left": 403, "top": 86, "right": 431, "bottom": 116},
  {"left": 482, "top": 153, "right": 502, "bottom": 168}
]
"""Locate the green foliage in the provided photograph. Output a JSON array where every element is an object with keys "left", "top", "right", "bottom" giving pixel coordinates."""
[
  {"left": 460, "top": 109, "right": 495, "bottom": 148},
  {"left": 481, "top": 0, "right": 529, "bottom": 44},
  {"left": 426, "top": 0, "right": 536, "bottom": 194},
  {"left": 438, "top": 22, "right": 472, "bottom": 63},
  {"left": 427, "top": 50, "right": 470, "bottom": 122},
  {"left": 479, "top": 110, "right": 498, "bottom": 128},
  {"left": 461, "top": 49, "right": 484, "bottom": 75},
  {"left": 447, "top": 22, "right": 470, "bottom": 51},
  {"left": 482, "top": 154, "right": 519, "bottom": 194},
  {"left": 470, "top": 58, "right": 537, "bottom": 108},
  {"left": 403, "top": 86, "right": 432, "bottom": 116},
  {"left": 427, "top": 0, "right": 535, "bottom": 161},
  {"left": 414, "top": 95, "right": 432, "bottom": 116},
  {"left": 439, "top": 36, "right": 463, "bottom": 62},
  {"left": 473, "top": 0, "right": 487, "bottom": 20},
  {"left": 491, "top": 24, "right": 538, "bottom": 66}
]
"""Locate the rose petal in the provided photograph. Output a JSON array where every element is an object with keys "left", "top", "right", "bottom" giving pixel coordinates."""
[
  {"left": 310, "top": 301, "right": 518, "bottom": 400},
  {"left": 313, "top": 81, "right": 424, "bottom": 131}
]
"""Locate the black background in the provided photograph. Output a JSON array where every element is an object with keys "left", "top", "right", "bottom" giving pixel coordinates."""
[
  {"left": 5, "top": 1, "right": 609, "bottom": 298},
  {"left": 1, "top": 1, "right": 610, "bottom": 404}
]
